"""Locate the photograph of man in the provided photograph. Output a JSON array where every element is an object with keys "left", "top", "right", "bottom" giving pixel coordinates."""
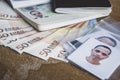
[
  {"left": 96, "top": 36, "right": 117, "bottom": 47},
  {"left": 30, "top": 10, "right": 43, "bottom": 19},
  {"left": 67, "top": 38, "right": 120, "bottom": 79},
  {"left": 86, "top": 45, "right": 111, "bottom": 65}
]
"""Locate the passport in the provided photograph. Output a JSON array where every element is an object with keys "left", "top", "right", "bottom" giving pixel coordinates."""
[{"left": 51, "top": 0, "right": 111, "bottom": 13}]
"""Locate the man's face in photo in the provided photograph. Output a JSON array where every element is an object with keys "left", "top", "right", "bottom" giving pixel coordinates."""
[
  {"left": 30, "top": 11, "right": 43, "bottom": 19},
  {"left": 91, "top": 46, "right": 110, "bottom": 60}
]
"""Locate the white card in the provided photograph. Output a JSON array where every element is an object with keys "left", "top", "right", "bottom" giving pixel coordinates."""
[{"left": 68, "top": 38, "right": 120, "bottom": 80}]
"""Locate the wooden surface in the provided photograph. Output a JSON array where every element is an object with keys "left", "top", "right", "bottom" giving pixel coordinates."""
[{"left": 0, "top": 0, "right": 120, "bottom": 80}]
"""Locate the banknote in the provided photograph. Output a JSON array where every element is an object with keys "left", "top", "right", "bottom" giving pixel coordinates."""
[
  {"left": 8, "top": 29, "right": 57, "bottom": 53},
  {"left": 1, "top": 30, "right": 37, "bottom": 46},
  {"left": 0, "top": 18, "right": 37, "bottom": 46},
  {"left": 0, "top": 0, "right": 21, "bottom": 20},
  {"left": 76, "top": 19, "right": 97, "bottom": 37},
  {"left": 50, "top": 20, "right": 97, "bottom": 61},
  {"left": 0, "top": 19, "right": 33, "bottom": 33},
  {"left": 24, "top": 24, "right": 77, "bottom": 60},
  {"left": 62, "top": 19, "right": 98, "bottom": 54},
  {"left": 0, "top": 27, "right": 34, "bottom": 40},
  {"left": 48, "top": 22, "right": 87, "bottom": 62},
  {"left": 0, "top": 28, "right": 35, "bottom": 47}
]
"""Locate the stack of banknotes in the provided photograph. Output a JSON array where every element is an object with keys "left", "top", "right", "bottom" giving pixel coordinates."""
[{"left": 0, "top": 0, "right": 98, "bottom": 62}]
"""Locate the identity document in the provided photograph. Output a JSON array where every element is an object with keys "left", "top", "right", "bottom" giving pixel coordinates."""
[{"left": 68, "top": 38, "right": 120, "bottom": 80}]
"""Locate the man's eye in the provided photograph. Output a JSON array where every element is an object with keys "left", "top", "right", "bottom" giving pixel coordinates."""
[
  {"left": 33, "top": 14, "right": 36, "bottom": 15},
  {"left": 95, "top": 50, "right": 100, "bottom": 53},
  {"left": 102, "top": 53, "right": 107, "bottom": 56}
]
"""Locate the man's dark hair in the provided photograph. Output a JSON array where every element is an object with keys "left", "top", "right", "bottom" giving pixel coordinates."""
[
  {"left": 94, "top": 45, "right": 112, "bottom": 55},
  {"left": 97, "top": 36, "right": 117, "bottom": 47},
  {"left": 30, "top": 10, "right": 41, "bottom": 14}
]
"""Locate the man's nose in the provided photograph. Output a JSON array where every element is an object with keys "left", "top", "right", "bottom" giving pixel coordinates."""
[{"left": 96, "top": 52, "right": 102, "bottom": 57}]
